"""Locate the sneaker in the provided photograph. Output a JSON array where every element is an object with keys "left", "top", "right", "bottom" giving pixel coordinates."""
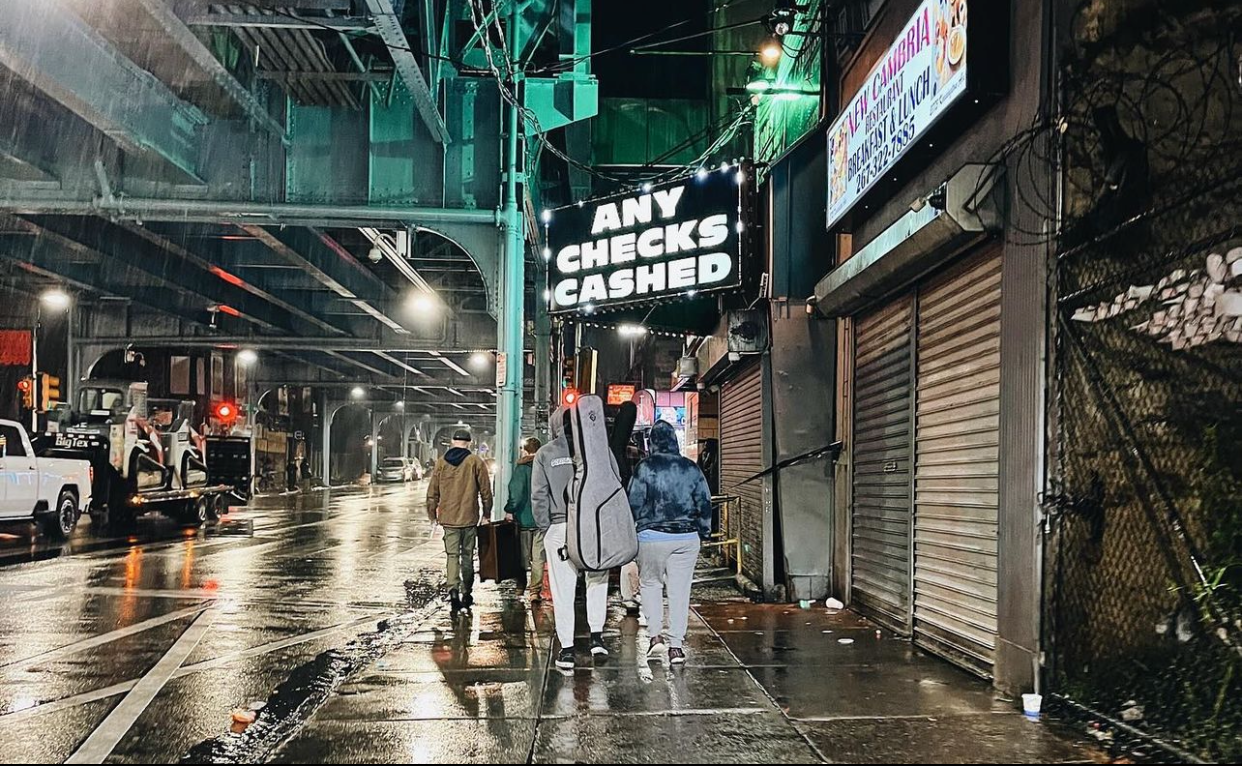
[
  {"left": 647, "top": 637, "right": 667, "bottom": 661},
  {"left": 555, "top": 647, "right": 575, "bottom": 670},
  {"left": 461, "top": 593, "right": 474, "bottom": 611},
  {"left": 590, "top": 633, "right": 609, "bottom": 657},
  {"left": 623, "top": 600, "right": 640, "bottom": 615},
  {"left": 668, "top": 647, "right": 686, "bottom": 665},
  {"left": 449, "top": 589, "right": 461, "bottom": 613}
]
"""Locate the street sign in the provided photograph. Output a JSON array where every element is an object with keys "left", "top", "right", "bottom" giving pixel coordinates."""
[{"left": 496, "top": 352, "right": 508, "bottom": 388}]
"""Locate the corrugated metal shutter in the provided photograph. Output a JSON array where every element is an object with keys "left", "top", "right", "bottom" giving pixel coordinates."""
[
  {"left": 720, "top": 363, "right": 764, "bottom": 584},
  {"left": 913, "top": 248, "right": 1003, "bottom": 674},
  {"left": 850, "top": 296, "right": 914, "bottom": 633}
]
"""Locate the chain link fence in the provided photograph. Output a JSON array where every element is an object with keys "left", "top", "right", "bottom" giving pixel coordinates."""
[{"left": 1046, "top": 1, "right": 1242, "bottom": 760}]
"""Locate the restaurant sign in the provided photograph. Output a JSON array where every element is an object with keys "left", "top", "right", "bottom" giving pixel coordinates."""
[{"left": 827, "top": 0, "right": 970, "bottom": 228}]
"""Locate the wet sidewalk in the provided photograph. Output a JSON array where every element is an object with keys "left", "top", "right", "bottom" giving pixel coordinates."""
[{"left": 266, "top": 584, "right": 1100, "bottom": 764}]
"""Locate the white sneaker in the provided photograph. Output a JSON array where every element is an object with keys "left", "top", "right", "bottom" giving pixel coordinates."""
[{"left": 647, "top": 637, "right": 668, "bottom": 661}]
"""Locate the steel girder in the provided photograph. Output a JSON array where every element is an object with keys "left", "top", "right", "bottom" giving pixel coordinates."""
[
  {"left": 135, "top": 0, "right": 289, "bottom": 143},
  {"left": 363, "top": 0, "right": 450, "bottom": 144},
  {"left": 0, "top": 0, "right": 207, "bottom": 182}
]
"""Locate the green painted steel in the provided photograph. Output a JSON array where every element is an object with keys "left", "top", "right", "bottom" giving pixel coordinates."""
[
  {"left": 593, "top": 98, "right": 710, "bottom": 167},
  {"left": 493, "top": 0, "right": 527, "bottom": 519},
  {"left": 286, "top": 100, "right": 369, "bottom": 205},
  {"left": 369, "top": 84, "right": 445, "bottom": 206}
]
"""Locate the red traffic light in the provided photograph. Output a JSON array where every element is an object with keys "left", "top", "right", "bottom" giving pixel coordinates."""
[
  {"left": 214, "top": 402, "right": 236, "bottom": 421},
  {"left": 16, "top": 379, "right": 31, "bottom": 392},
  {"left": 561, "top": 388, "right": 579, "bottom": 407}
]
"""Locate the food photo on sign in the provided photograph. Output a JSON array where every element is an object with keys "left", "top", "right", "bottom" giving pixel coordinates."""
[
  {"left": 826, "top": 0, "right": 971, "bottom": 228},
  {"left": 543, "top": 167, "right": 746, "bottom": 314}
]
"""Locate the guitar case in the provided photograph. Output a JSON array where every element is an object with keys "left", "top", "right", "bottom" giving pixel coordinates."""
[{"left": 563, "top": 395, "right": 638, "bottom": 571}]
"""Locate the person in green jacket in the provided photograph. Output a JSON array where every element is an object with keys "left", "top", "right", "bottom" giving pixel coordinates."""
[{"left": 504, "top": 436, "right": 544, "bottom": 602}]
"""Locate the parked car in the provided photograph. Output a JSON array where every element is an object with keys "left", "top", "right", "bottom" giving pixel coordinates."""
[
  {"left": 0, "top": 419, "right": 93, "bottom": 539},
  {"left": 378, "top": 457, "right": 416, "bottom": 483}
]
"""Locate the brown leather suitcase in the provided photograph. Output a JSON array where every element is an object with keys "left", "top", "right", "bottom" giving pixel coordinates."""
[{"left": 477, "top": 521, "right": 523, "bottom": 583}]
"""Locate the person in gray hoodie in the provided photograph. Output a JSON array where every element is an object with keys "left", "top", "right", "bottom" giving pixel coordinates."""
[{"left": 532, "top": 406, "right": 611, "bottom": 670}]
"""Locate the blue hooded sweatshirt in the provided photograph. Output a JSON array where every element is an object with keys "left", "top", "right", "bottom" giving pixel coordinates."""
[{"left": 627, "top": 420, "right": 713, "bottom": 539}]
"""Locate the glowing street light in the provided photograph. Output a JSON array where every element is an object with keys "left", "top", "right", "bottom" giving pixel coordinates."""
[
  {"left": 350, "top": 386, "right": 365, "bottom": 400},
  {"left": 414, "top": 294, "right": 436, "bottom": 312},
  {"left": 39, "top": 289, "right": 71, "bottom": 311},
  {"left": 237, "top": 349, "right": 258, "bottom": 366},
  {"left": 761, "top": 40, "right": 782, "bottom": 65}
]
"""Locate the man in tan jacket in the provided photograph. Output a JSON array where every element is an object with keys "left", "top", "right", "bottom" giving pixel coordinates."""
[{"left": 426, "top": 430, "right": 493, "bottom": 612}]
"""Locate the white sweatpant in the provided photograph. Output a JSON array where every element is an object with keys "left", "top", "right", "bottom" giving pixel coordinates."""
[
  {"left": 639, "top": 537, "right": 701, "bottom": 649},
  {"left": 620, "top": 561, "right": 641, "bottom": 604},
  {"left": 543, "top": 522, "right": 609, "bottom": 649}
]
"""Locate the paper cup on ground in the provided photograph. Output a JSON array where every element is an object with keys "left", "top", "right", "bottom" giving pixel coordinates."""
[{"left": 1022, "top": 693, "right": 1042, "bottom": 717}]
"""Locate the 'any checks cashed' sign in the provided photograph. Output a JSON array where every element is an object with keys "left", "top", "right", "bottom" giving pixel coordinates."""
[{"left": 544, "top": 169, "right": 744, "bottom": 314}]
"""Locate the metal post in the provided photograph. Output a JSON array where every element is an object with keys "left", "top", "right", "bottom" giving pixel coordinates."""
[
  {"left": 322, "top": 398, "right": 335, "bottom": 486},
  {"left": 534, "top": 278, "right": 551, "bottom": 441},
  {"left": 370, "top": 409, "right": 379, "bottom": 480},
  {"left": 30, "top": 305, "right": 39, "bottom": 432},
  {"left": 65, "top": 303, "right": 75, "bottom": 406},
  {"left": 493, "top": 3, "right": 525, "bottom": 520}
]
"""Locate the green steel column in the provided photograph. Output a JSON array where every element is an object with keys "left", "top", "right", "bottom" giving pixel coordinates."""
[
  {"left": 494, "top": 1, "right": 525, "bottom": 519},
  {"left": 533, "top": 275, "right": 551, "bottom": 441}
]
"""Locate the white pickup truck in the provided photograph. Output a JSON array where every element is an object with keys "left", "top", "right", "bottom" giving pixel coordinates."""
[{"left": 0, "top": 419, "right": 92, "bottom": 539}]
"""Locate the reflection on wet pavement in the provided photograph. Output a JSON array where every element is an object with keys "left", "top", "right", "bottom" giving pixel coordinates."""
[{"left": 0, "top": 484, "right": 1099, "bottom": 764}]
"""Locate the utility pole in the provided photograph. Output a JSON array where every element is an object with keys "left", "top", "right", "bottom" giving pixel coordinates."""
[{"left": 493, "top": 1, "right": 525, "bottom": 519}]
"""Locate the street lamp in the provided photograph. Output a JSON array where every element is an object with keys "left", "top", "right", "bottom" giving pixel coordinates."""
[
  {"left": 237, "top": 349, "right": 258, "bottom": 366},
  {"left": 40, "top": 289, "right": 71, "bottom": 311},
  {"left": 32, "top": 289, "right": 71, "bottom": 430},
  {"left": 395, "top": 400, "right": 405, "bottom": 410},
  {"left": 760, "top": 39, "right": 782, "bottom": 65},
  {"left": 350, "top": 386, "right": 365, "bottom": 400},
  {"left": 409, "top": 293, "right": 437, "bottom": 315}
]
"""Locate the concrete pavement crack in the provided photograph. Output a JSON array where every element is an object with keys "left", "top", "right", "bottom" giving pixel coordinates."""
[{"left": 179, "top": 567, "right": 445, "bottom": 765}]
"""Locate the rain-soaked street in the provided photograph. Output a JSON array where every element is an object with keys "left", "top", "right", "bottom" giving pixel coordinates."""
[{"left": 0, "top": 483, "right": 1099, "bottom": 764}]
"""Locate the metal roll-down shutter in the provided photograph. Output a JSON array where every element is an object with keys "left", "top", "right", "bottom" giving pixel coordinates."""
[
  {"left": 913, "top": 248, "right": 1003, "bottom": 674},
  {"left": 720, "top": 363, "right": 764, "bottom": 584},
  {"left": 850, "top": 296, "right": 914, "bottom": 633}
]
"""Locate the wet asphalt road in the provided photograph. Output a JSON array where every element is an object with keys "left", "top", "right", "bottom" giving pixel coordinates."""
[
  {"left": 0, "top": 483, "right": 442, "bottom": 764},
  {"left": 0, "top": 484, "right": 1098, "bottom": 764}
]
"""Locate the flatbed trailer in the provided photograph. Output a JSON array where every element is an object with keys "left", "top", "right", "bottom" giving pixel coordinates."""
[{"left": 37, "top": 431, "right": 252, "bottom": 529}]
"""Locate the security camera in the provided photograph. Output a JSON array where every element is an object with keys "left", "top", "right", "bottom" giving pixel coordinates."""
[{"left": 368, "top": 245, "right": 383, "bottom": 263}]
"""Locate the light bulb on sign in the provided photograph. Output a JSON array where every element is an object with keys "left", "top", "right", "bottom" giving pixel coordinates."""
[
  {"left": 641, "top": 182, "right": 652, "bottom": 193},
  {"left": 541, "top": 209, "right": 552, "bottom": 223},
  {"left": 696, "top": 167, "right": 708, "bottom": 181},
  {"left": 542, "top": 247, "right": 551, "bottom": 261}
]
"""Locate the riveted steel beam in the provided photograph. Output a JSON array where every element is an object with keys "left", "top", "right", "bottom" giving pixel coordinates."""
[{"left": 0, "top": 1, "right": 207, "bottom": 182}]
